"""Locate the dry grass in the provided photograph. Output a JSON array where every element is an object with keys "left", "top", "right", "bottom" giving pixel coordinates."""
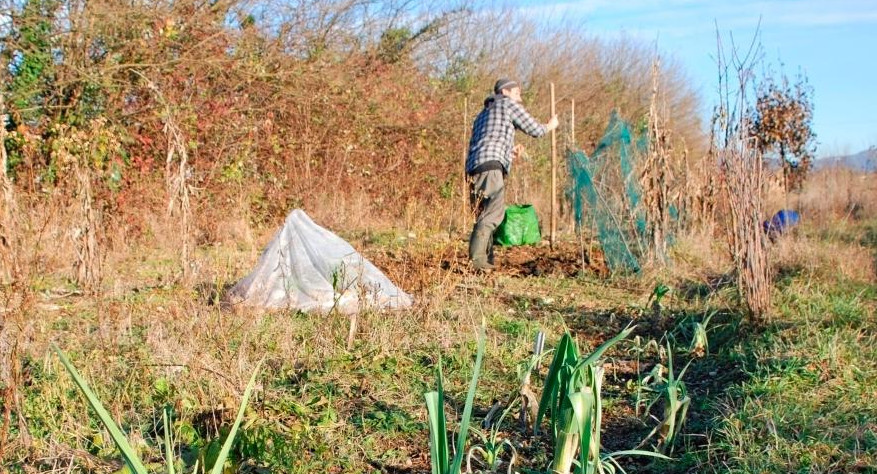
[
  {"left": 770, "top": 223, "right": 875, "bottom": 284},
  {"left": 0, "top": 228, "right": 557, "bottom": 470},
  {"left": 763, "top": 168, "right": 876, "bottom": 284},
  {"left": 795, "top": 168, "right": 876, "bottom": 221},
  {"left": 665, "top": 227, "right": 732, "bottom": 279}
]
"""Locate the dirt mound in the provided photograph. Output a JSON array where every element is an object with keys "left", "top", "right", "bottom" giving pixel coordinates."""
[
  {"left": 497, "top": 241, "right": 608, "bottom": 277},
  {"left": 364, "top": 239, "right": 608, "bottom": 294}
]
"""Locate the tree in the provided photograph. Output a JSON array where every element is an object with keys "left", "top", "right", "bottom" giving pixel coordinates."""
[
  {"left": 5, "top": 0, "right": 59, "bottom": 126},
  {"left": 750, "top": 71, "right": 816, "bottom": 191}
]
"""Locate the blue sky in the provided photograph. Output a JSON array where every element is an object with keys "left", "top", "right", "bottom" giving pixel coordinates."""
[{"left": 504, "top": 0, "right": 877, "bottom": 156}]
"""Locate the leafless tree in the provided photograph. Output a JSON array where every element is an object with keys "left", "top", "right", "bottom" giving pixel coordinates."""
[{"left": 714, "top": 25, "right": 772, "bottom": 321}]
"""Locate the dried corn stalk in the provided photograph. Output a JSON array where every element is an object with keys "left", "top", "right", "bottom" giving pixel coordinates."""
[
  {"left": 163, "top": 111, "right": 193, "bottom": 281},
  {"left": 72, "top": 163, "right": 102, "bottom": 292},
  {"left": 642, "top": 58, "right": 672, "bottom": 264},
  {"left": 135, "top": 70, "right": 195, "bottom": 282}
]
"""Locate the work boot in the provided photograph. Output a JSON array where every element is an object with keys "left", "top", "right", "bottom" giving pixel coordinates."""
[{"left": 469, "top": 228, "right": 495, "bottom": 271}]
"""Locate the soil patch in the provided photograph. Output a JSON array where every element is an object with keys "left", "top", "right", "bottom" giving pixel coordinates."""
[
  {"left": 497, "top": 241, "right": 608, "bottom": 278},
  {"left": 365, "top": 240, "right": 608, "bottom": 294}
]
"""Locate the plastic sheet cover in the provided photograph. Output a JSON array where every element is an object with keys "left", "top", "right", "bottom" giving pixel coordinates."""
[{"left": 227, "top": 210, "right": 412, "bottom": 313}]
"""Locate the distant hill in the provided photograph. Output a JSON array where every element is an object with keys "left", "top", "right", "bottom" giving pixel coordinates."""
[{"left": 814, "top": 147, "right": 877, "bottom": 172}]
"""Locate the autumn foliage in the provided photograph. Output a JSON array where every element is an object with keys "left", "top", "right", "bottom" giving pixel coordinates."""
[
  {"left": 751, "top": 71, "right": 816, "bottom": 191},
  {"left": 1, "top": 0, "right": 707, "bottom": 284}
]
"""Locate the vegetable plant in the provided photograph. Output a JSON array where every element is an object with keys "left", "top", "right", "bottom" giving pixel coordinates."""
[
  {"left": 536, "top": 326, "right": 670, "bottom": 474},
  {"left": 52, "top": 344, "right": 261, "bottom": 474},
  {"left": 688, "top": 312, "right": 715, "bottom": 358},
  {"left": 425, "top": 324, "right": 486, "bottom": 474},
  {"left": 466, "top": 400, "right": 518, "bottom": 474},
  {"left": 639, "top": 341, "right": 692, "bottom": 453}
]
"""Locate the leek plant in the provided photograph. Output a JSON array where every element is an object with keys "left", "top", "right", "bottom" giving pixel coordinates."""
[
  {"left": 627, "top": 336, "right": 660, "bottom": 417},
  {"left": 688, "top": 312, "right": 714, "bottom": 358},
  {"left": 467, "top": 400, "right": 518, "bottom": 474},
  {"left": 639, "top": 341, "right": 692, "bottom": 453},
  {"left": 425, "top": 325, "right": 486, "bottom": 474},
  {"left": 648, "top": 283, "right": 671, "bottom": 318},
  {"left": 536, "top": 327, "right": 669, "bottom": 474},
  {"left": 52, "top": 344, "right": 261, "bottom": 474}
]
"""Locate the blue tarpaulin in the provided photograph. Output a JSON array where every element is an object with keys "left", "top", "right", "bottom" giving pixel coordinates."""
[{"left": 763, "top": 209, "right": 800, "bottom": 240}]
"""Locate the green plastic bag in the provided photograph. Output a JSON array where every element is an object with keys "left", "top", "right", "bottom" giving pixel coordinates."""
[{"left": 494, "top": 204, "right": 541, "bottom": 246}]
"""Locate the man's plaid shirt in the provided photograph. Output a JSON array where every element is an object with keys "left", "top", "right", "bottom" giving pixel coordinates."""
[{"left": 465, "top": 94, "right": 547, "bottom": 175}]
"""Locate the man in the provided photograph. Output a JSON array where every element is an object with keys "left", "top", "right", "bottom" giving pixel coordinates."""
[{"left": 466, "top": 78, "right": 558, "bottom": 270}]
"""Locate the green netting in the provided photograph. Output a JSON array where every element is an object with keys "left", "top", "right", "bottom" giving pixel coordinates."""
[
  {"left": 494, "top": 204, "right": 541, "bottom": 246},
  {"left": 567, "top": 111, "right": 649, "bottom": 273}
]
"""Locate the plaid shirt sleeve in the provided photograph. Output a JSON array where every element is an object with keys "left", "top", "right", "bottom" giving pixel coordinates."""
[
  {"left": 466, "top": 96, "right": 548, "bottom": 175},
  {"left": 508, "top": 101, "right": 547, "bottom": 138}
]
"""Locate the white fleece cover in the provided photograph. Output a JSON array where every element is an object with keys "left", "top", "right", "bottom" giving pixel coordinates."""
[{"left": 227, "top": 209, "right": 412, "bottom": 313}]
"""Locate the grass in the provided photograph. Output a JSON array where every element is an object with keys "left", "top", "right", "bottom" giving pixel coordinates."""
[
  {"left": 52, "top": 343, "right": 262, "bottom": 474},
  {"left": 711, "top": 279, "right": 877, "bottom": 472},
  {"left": 1, "top": 218, "right": 876, "bottom": 473}
]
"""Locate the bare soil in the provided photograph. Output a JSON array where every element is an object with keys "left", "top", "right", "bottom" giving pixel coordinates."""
[{"left": 365, "top": 240, "right": 609, "bottom": 292}]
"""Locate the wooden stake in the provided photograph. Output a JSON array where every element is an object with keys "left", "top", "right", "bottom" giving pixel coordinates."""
[
  {"left": 461, "top": 97, "right": 469, "bottom": 230},
  {"left": 570, "top": 98, "right": 577, "bottom": 232},
  {"left": 550, "top": 83, "right": 557, "bottom": 249},
  {"left": 346, "top": 312, "right": 358, "bottom": 351},
  {"left": 570, "top": 99, "right": 576, "bottom": 148}
]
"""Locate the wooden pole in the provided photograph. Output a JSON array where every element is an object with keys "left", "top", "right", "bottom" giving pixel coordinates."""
[
  {"left": 569, "top": 98, "right": 576, "bottom": 232},
  {"left": 461, "top": 96, "right": 469, "bottom": 231},
  {"left": 550, "top": 83, "right": 557, "bottom": 249},
  {"left": 570, "top": 99, "right": 576, "bottom": 148}
]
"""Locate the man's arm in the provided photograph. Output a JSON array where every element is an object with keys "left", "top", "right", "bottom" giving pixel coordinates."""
[{"left": 509, "top": 101, "right": 559, "bottom": 138}]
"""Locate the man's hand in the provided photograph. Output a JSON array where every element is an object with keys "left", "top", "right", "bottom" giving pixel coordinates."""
[
  {"left": 545, "top": 115, "right": 559, "bottom": 132},
  {"left": 513, "top": 143, "right": 526, "bottom": 161}
]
